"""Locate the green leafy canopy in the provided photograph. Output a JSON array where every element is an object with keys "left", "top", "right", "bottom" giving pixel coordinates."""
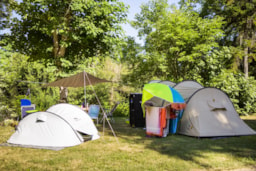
[{"left": 8, "top": 0, "right": 128, "bottom": 71}]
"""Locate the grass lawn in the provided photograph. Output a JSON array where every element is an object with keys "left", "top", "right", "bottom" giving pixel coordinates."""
[{"left": 0, "top": 115, "right": 256, "bottom": 171}]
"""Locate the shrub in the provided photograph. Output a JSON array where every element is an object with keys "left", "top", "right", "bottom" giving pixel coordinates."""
[
  {"left": 3, "top": 119, "right": 18, "bottom": 127},
  {"left": 0, "top": 51, "right": 60, "bottom": 120},
  {"left": 113, "top": 102, "right": 129, "bottom": 117},
  {"left": 210, "top": 70, "right": 256, "bottom": 115}
]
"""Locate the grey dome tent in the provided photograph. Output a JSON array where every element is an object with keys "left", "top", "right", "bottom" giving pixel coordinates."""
[
  {"left": 7, "top": 104, "right": 99, "bottom": 149},
  {"left": 148, "top": 80, "right": 176, "bottom": 87},
  {"left": 178, "top": 88, "right": 256, "bottom": 137},
  {"left": 173, "top": 80, "right": 203, "bottom": 102}
]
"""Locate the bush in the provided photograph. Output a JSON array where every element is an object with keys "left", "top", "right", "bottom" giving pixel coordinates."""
[
  {"left": 0, "top": 51, "right": 59, "bottom": 120},
  {"left": 0, "top": 104, "right": 15, "bottom": 122},
  {"left": 113, "top": 102, "right": 129, "bottom": 117},
  {"left": 210, "top": 70, "right": 256, "bottom": 115},
  {"left": 3, "top": 119, "right": 18, "bottom": 127}
]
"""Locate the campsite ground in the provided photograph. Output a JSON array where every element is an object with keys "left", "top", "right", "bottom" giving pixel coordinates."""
[{"left": 0, "top": 115, "right": 256, "bottom": 171}]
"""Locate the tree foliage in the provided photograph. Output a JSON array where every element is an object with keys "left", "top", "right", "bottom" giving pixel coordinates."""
[
  {"left": 210, "top": 70, "right": 256, "bottom": 115},
  {"left": 0, "top": 44, "right": 131, "bottom": 121},
  {"left": 58, "top": 56, "right": 130, "bottom": 116},
  {"left": 127, "top": 0, "right": 224, "bottom": 84},
  {"left": 0, "top": 45, "right": 59, "bottom": 121},
  {"left": 131, "top": 0, "right": 169, "bottom": 40},
  {"left": 1, "top": 0, "right": 256, "bottom": 117},
  {"left": 148, "top": 9, "right": 224, "bottom": 82},
  {"left": 7, "top": 0, "right": 127, "bottom": 71},
  {"left": 126, "top": 0, "right": 256, "bottom": 114},
  {"left": 181, "top": 0, "right": 256, "bottom": 78},
  {"left": 0, "top": 0, "right": 11, "bottom": 31}
]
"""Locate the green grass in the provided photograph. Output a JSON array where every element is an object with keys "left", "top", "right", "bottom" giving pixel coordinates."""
[{"left": 0, "top": 115, "right": 256, "bottom": 171}]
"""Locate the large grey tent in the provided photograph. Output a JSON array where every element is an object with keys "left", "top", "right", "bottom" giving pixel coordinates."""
[
  {"left": 178, "top": 88, "right": 256, "bottom": 137},
  {"left": 173, "top": 80, "right": 203, "bottom": 102},
  {"left": 7, "top": 104, "right": 99, "bottom": 149},
  {"left": 148, "top": 80, "right": 176, "bottom": 87}
]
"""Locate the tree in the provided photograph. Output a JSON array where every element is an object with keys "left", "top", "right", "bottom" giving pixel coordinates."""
[
  {"left": 178, "top": 0, "right": 256, "bottom": 114},
  {"left": 129, "top": 0, "right": 224, "bottom": 84},
  {"left": 7, "top": 0, "right": 127, "bottom": 72},
  {"left": 127, "top": 0, "right": 178, "bottom": 85},
  {"left": 0, "top": 0, "right": 11, "bottom": 31},
  {"left": 66, "top": 55, "right": 130, "bottom": 116},
  {"left": 181, "top": 0, "right": 256, "bottom": 79},
  {"left": 131, "top": 0, "right": 169, "bottom": 44},
  {"left": 120, "top": 37, "right": 145, "bottom": 88},
  {"left": 0, "top": 45, "right": 58, "bottom": 120}
]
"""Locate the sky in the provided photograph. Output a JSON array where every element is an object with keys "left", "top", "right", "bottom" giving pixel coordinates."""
[{"left": 120, "top": 0, "right": 180, "bottom": 44}]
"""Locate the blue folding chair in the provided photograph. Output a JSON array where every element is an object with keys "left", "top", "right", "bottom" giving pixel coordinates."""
[
  {"left": 21, "top": 99, "right": 32, "bottom": 106},
  {"left": 88, "top": 105, "right": 100, "bottom": 125},
  {"left": 20, "top": 99, "right": 37, "bottom": 119}
]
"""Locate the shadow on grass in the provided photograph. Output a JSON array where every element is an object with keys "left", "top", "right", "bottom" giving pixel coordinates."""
[{"left": 99, "top": 117, "right": 256, "bottom": 169}]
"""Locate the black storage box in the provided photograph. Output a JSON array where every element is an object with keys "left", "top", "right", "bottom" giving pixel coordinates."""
[{"left": 129, "top": 93, "right": 145, "bottom": 127}]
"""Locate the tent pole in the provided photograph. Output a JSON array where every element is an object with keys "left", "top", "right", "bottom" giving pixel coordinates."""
[{"left": 84, "top": 72, "right": 118, "bottom": 143}]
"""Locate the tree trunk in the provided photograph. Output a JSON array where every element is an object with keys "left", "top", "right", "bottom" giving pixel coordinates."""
[
  {"left": 244, "top": 46, "right": 249, "bottom": 79},
  {"left": 52, "top": 29, "right": 62, "bottom": 71},
  {"left": 52, "top": 4, "right": 71, "bottom": 101},
  {"left": 52, "top": 3, "right": 71, "bottom": 72}
]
